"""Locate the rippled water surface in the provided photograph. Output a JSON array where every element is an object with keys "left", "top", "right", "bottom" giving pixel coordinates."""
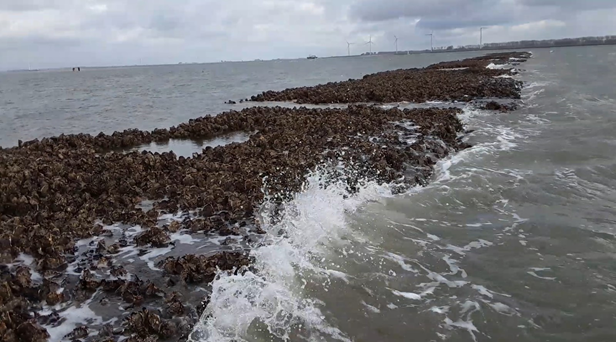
[
  {"left": 3, "top": 46, "right": 616, "bottom": 342},
  {"left": 0, "top": 51, "right": 488, "bottom": 148},
  {"left": 192, "top": 46, "right": 616, "bottom": 342}
]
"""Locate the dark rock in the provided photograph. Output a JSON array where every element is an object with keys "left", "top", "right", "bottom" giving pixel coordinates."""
[
  {"left": 161, "top": 252, "right": 251, "bottom": 284},
  {"left": 124, "top": 308, "right": 176, "bottom": 338},
  {"left": 134, "top": 227, "right": 170, "bottom": 247},
  {"left": 64, "top": 326, "right": 89, "bottom": 340},
  {"left": 0, "top": 52, "right": 530, "bottom": 340},
  {"left": 250, "top": 52, "right": 529, "bottom": 104},
  {"left": 15, "top": 320, "right": 50, "bottom": 342}
]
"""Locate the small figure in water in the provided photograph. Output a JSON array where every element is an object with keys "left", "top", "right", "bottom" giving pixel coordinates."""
[
  {"left": 72, "top": 68, "right": 75, "bottom": 71},
  {"left": 78, "top": 67, "right": 81, "bottom": 71}
]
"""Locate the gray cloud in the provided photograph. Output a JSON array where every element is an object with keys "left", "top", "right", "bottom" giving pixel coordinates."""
[
  {"left": 351, "top": 0, "right": 616, "bottom": 27},
  {"left": 0, "top": 0, "right": 75, "bottom": 11},
  {"left": 518, "top": 0, "right": 616, "bottom": 10},
  {"left": 350, "top": 0, "right": 490, "bottom": 22},
  {"left": 0, "top": 0, "right": 615, "bottom": 70}
]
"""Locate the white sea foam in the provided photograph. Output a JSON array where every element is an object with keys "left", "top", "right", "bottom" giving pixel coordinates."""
[
  {"left": 527, "top": 268, "right": 556, "bottom": 281},
  {"left": 382, "top": 252, "right": 420, "bottom": 273},
  {"left": 11, "top": 253, "right": 44, "bottom": 283},
  {"left": 487, "top": 63, "right": 513, "bottom": 70},
  {"left": 443, "top": 300, "right": 482, "bottom": 341},
  {"left": 430, "top": 306, "right": 450, "bottom": 314},
  {"left": 41, "top": 295, "right": 103, "bottom": 342},
  {"left": 185, "top": 100, "right": 538, "bottom": 341},
  {"left": 170, "top": 231, "right": 202, "bottom": 244},
  {"left": 391, "top": 289, "right": 422, "bottom": 300},
  {"left": 488, "top": 301, "right": 518, "bottom": 316},
  {"left": 431, "top": 107, "right": 526, "bottom": 184},
  {"left": 361, "top": 301, "right": 381, "bottom": 313},
  {"left": 437, "top": 67, "right": 469, "bottom": 71},
  {"left": 189, "top": 168, "right": 391, "bottom": 341},
  {"left": 140, "top": 246, "right": 174, "bottom": 271},
  {"left": 444, "top": 317, "right": 480, "bottom": 342}
]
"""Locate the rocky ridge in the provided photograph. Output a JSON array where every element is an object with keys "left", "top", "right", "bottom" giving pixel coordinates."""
[{"left": 0, "top": 51, "right": 529, "bottom": 342}]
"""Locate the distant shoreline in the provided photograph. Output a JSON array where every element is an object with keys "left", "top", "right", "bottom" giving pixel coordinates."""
[
  {"left": 328, "top": 35, "right": 616, "bottom": 58},
  {"left": 363, "top": 40, "right": 616, "bottom": 57},
  {"left": 4, "top": 34, "right": 615, "bottom": 71}
]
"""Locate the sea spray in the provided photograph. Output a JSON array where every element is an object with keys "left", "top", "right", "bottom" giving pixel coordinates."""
[{"left": 189, "top": 166, "right": 393, "bottom": 341}]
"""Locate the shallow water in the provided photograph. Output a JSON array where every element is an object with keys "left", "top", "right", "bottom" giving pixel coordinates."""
[
  {"left": 125, "top": 132, "right": 252, "bottom": 157},
  {"left": 4, "top": 45, "right": 616, "bottom": 342},
  {"left": 193, "top": 46, "right": 616, "bottom": 342},
  {"left": 0, "top": 51, "right": 491, "bottom": 148}
]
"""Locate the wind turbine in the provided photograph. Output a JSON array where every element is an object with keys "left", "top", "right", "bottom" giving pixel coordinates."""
[
  {"left": 394, "top": 35, "right": 398, "bottom": 54},
  {"left": 426, "top": 32, "right": 433, "bottom": 51},
  {"left": 480, "top": 27, "right": 487, "bottom": 48},
  {"left": 365, "top": 35, "right": 373, "bottom": 54},
  {"left": 346, "top": 41, "right": 354, "bottom": 56}
]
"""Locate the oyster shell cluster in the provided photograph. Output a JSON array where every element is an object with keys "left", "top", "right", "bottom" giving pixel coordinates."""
[{"left": 0, "top": 52, "right": 528, "bottom": 341}]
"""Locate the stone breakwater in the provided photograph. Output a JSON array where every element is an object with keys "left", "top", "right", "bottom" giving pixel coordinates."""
[
  {"left": 250, "top": 52, "right": 530, "bottom": 104},
  {"left": 0, "top": 52, "right": 528, "bottom": 342}
]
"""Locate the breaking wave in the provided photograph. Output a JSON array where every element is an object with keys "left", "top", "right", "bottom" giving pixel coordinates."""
[
  {"left": 189, "top": 100, "right": 543, "bottom": 341},
  {"left": 189, "top": 167, "right": 394, "bottom": 342}
]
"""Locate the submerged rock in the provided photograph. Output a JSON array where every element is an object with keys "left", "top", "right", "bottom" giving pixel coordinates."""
[{"left": 480, "top": 100, "right": 519, "bottom": 112}]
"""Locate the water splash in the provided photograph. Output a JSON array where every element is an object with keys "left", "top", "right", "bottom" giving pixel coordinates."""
[{"left": 189, "top": 167, "right": 392, "bottom": 342}]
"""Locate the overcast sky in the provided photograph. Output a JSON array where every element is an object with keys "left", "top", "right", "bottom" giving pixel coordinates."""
[{"left": 1, "top": 0, "right": 615, "bottom": 69}]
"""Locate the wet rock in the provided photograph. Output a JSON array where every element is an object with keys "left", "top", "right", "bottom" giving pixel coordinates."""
[
  {"left": 13, "top": 266, "right": 31, "bottom": 289},
  {"left": 64, "top": 326, "right": 89, "bottom": 340},
  {"left": 218, "top": 225, "right": 240, "bottom": 236},
  {"left": 97, "top": 240, "right": 108, "bottom": 254},
  {"left": 107, "top": 243, "right": 121, "bottom": 254},
  {"left": 134, "top": 227, "right": 170, "bottom": 247},
  {"left": 221, "top": 237, "right": 237, "bottom": 245},
  {"left": 79, "top": 270, "right": 100, "bottom": 291},
  {"left": 124, "top": 308, "right": 176, "bottom": 339},
  {"left": 0, "top": 52, "right": 530, "bottom": 340},
  {"left": 480, "top": 100, "right": 519, "bottom": 112},
  {"left": 125, "top": 336, "right": 159, "bottom": 342},
  {"left": 161, "top": 252, "right": 251, "bottom": 284},
  {"left": 166, "top": 221, "right": 180, "bottom": 233},
  {"left": 36, "top": 310, "right": 61, "bottom": 326},
  {"left": 43, "top": 280, "right": 64, "bottom": 306},
  {"left": 110, "top": 265, "right": 127, "bottom": 278},
  {"left": 15, "top": 320, "right": 49, "bottom": 342},
  {"left": 101, "top": 229, "right": 114, "bottom": 237},
  {"left": 250, "top": 52, "right": 530, "bottom": 104},
  {"left": 164, "top": 292, "right": 185, "bottom": 317}
]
